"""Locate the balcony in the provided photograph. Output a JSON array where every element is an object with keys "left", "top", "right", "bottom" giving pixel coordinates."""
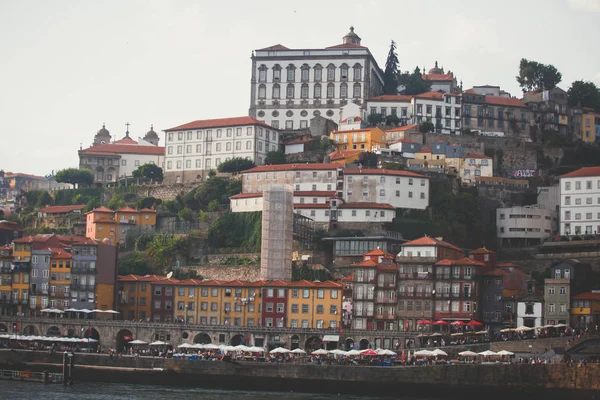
[
  {"left": 375, "top": 313, "right": 396, "bottom": 320},
  {"left": 398, "top": 272, "right": 433, "bottom": 280},
  {"left": 375, "top": 297, "right": 396, "bottom": 304},
  {"left": 50, "top": 292, "right": 70, "bottom": 299},
  {"left": 72, "top": 266, "right": 96, "bottom": 274},
  {"left": 0, "top": 298, "right": 12, "bottom": 304},
  {"left": 397, "top": 256, "right": 437, "bottom": 263},
  {"left": 30, "top": 289, "right": 48, "bottom": 296}
]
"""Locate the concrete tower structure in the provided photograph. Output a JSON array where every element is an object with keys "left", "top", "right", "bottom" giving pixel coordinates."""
[{"left": 260, "top": 184, "right": 293, "bottom": 281}]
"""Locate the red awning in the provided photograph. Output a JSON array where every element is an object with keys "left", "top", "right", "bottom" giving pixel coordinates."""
[
  {"left": 467, "top": 320, "right": 483, "bottom": 327},
  {"left": 433, "top": 320, "right": 448, "bottom": 325},
  {"left": 417, "top": 320, "right": 432, "bottom": 325},
  {"left": 451, "top": 321, "right": 466, "bottom": 326}
]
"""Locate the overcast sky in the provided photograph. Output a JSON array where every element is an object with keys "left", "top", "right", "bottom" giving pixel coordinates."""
[{"left": 1, "top": 0, "right": 599, "bottom": 176}]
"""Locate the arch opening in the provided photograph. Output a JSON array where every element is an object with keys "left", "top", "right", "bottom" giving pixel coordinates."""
[
  {"left": 291, "top": 335, "right": 300, "bottom": 350},
  {"left": 230, "top": 334, "right": 246, "bottom": 346},
  {"left": 116, "top": 329, "right": 133, "bottom": 352},
  {"left": 46, "top": 326, "right": 61, "bottom": 337},
  {"left": 344, "top": 338, "right": 355, "bottom": 351},
  {"left": 22, "top": 325, "right": 37, "bottom": 335},
  {"left": 305, "top": 336, "right": 322, "bottom": 351},
  {"left": 359, "top": 338, "right": 370, "bottom": 350},
  {"left": 193, "top": 333, "right": 211, "bottom": 344}
]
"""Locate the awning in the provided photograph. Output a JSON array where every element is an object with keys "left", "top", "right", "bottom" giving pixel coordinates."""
[{"left": 322, "top": 335, "right": 340, "bottom": 342}]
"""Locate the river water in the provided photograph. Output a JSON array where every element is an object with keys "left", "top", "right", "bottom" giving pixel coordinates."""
[{"left": 0, "top": 380, "right": 407, "bottom": 400}]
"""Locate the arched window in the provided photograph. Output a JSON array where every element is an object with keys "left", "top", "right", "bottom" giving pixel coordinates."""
[
  {"left": 258, "top": 64, "right": 267, "bottom": 83},
  {"left": 286, "top": 84, "right": 295, "bottom": 99},
  {"left": 353, "top": 63, "right": 362, "bottom": 80},
  {"left": 272, "top": 64, "right": 281, "bottom": 82},
  {"left": 353, "top": 83, "right": 361, "bottom": 98},
  {"left": 258, "top": 84, "right": 266, "bottom": 99},
  {"left": 314, "top": 83, "right": 322, "bottom": 98},
  {"left": 327, "top": 83, "right": 335, "bottom": 98},
  {"left": 314, "top": 64, "right": 323, "bottom": 82},
  {"left": 327, "top": 64, "right": 336, "bottom": 81},
  {"left": 272, "top": 84, "right": 280, "bottom": 99},
  {"left": 300, "top": 64, "right": 310, "bottom": 82},
  {"left": 286, "top": 64, "right": 296, "bottom": 82},
  {"left": 301, "top": 84, "right": 309, "bottom": 99},
  {"left": 340, "top": 83, "right": 348, "bottom": 98},
  {"left": 340, "top": 63, "right": 349, "bottom": 80}
]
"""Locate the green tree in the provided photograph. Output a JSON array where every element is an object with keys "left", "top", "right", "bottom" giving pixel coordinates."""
[
  {"left": 399, "top": 67, "right": 431, "bottom": 95},
  {"left": 419, "top": 121, "right": 434, "bottom": 133},
  {"left": 55, "top": 168, "right": 94, "bottom": 188},
  {"left": 367, "top": 113, "right": 384, "bottom": 126},
  {"left": 226, "top": 179, "right": 242, "bottom": 198},
  {"left": 359, "top": 152, "right": 379, "bottom": 168},
  {"left": 137, "top": 196, "right": 161, "bottom": 210},
  {"left": 385, "top": 114, "right": 401, "bottom": 126},
  {"left": 107, "top": 194, "right": 125, "bottom": 210},
  {"left": 147, "top": 234, "right": 189, "bottom": 270},
  {"left": 568, "top": 80, "right": 600, "bottom": 111},
  {"left": 264, "top": 150, "right": 286, "bottom": 165},
  {"left": 35, "top": 191, "right": 53, "bottom": 209},
  {"left": 383, "top": 40, "right": 400, "bottom": 95},
  {"left": 217, "top": 157, "right": 256, "bottom": 173},
  {"left": 382, "top": 162, "right": 404, "bottom": 170},
  {"left": 207, "top": 199, "right": 220, "bottom": 212},
  {"left": 516, "top": 58, "right": 562, "bottom": 92},
  {"left": 178, "top": 207, "right": 195, "bottom": 222},
  {"left": 194, "top": 176, "right": 229, "bottom": 209},
  {"left": 118, "top": 252, "right": 153, "bottom": 275},
  {"left": 132, "top": 163, "right": 163, "bottom": 181},
  {"left": 207, "top": 212, "right": 262, "bottom": 251}
]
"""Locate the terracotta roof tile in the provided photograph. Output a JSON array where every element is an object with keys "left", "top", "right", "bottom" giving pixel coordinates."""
[
  {"left": 40, "top": 205, "right": 85, "bottom": 214},
  {"left": 116, "top": 207, "right": 139, "bottom": 213},
  {"left": 330, "top": 149, "right": 362, "bottom": 161},
  {"left": 243, "top": 163, "right": 340, "bottom": 173},
  {"left": 114, "top": 136, "right": 138, "bottom": 144},
  {"left": 470, "top": 247, "right": 495, "bottom": 255},
  {"left": 416, "top": 147, "right": 432, "bottom": 153},
  {"left": 344, "top": 168, "right": 427, "bottom": 178},
  {"left": 403, "top": 236, "right": 463, "bottom": 253},
  {"left": 414, "top": 91, "right": 444, "bottom": 100},
  {"left": 484, "top": 95, "right": 526, "bottom": 108},
  {"left": 364, "top": 248, "right": 394, "bottom": 257},
  {"left": 229, "top": 193, "right": 263, "bottom": 200},
  {"left": 79, "top": 143, "right": 164, "bottom": 156},
  {"left": 326, "top": 43, "right": 366, "bottom": 49},
  {"left": 560, "top": 166, "right": 600, "bottom": 178},
  {"left": 353, "top": 259, "right": 378, "bottom": 267},
  {"left": 385, "top": 124, "right": 420, "bottom": 133},
  {"left": 87, "top": 206, "right": 114, "bottom": 214},
  {"left": 165, "top": 116, "right": 273, "bottom": 132},
  {"left": 436, "top": 257, "right": 485, "bottom": 266},
  {"left": 339, "top": 202, "right": 395, "bottom": 210},
  {"left": 256, "top": 44, "right": 290, "bottom": 51},
  {"left": 367, "top": 95, "right": 413, "bottom": 102},
  {"left": 422, "top": 73, "right": 454, "bottom": 82},
  {"left": 294, "top": 203, "right": 330, "bottom": 209}
]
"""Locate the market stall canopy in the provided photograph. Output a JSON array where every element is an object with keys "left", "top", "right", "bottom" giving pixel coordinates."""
[
  {"left": 346, "top": 349, "right": 362, "bottom": 356},
  {"left": 467, "top": 320, "right": 483, "bottom": 327},
  {"left": 432, "top": 349, "right": 448, "bottom": 356},
  {"left": 203, "top": 344, "right": 220, "bottom": 350},
  {"left": 329, "top": 349, "right": 346, "bottom": 355},
  {"left": 414, "top": 350, "right": 434, "bottom": 357},
  {"left": 515, "top": 326, "right": 534, "bottom": 332},
  {"left": 322, "top": 335, "right": 339, "bottom": 342},
  {"left": 451, "top": 321, "right": 466, "bottom": 326},
  {"left": 177, "top": 343, "right": 193, "bottom": 348},
  {"left": 129, "top": 340, "right": 148, "bottom": 345},
  {"left": 291, "top": 348, "right": 306, "bottom": 354},
  {"left": 500, "top": 328, "right": 514, "bottom": 333},
  {"left": 417, "top": 320, "right": 432, "bottom": 325},
  {"left": 311, "top": 349, "right": 329, "bottom": 355},
  {"left": 248, "top": 346, "right": 265, "bottom": 353},
  {"left": 433, "top": 320, "right": 448, "bottom": 325},
  {"left": 478, "top": 350, "right": 497, "bottom": 356},
  {"left": 376, "top": 349, "right": 397, "bottom": 356},
  {"left": 458, "top": 351, "right": 478, "bottom": 357},
  {"left": 270, "top": 347, "right": 290, "bottom": 354},
  {"left": 497, "top": 350, "right": 514, "bottom": 356},
  {"left": 360, "top": 349, "right": 378, "bottom": 356},
  {"left": 554, "top": 323, "right": 568, "bottom": 328},
  {"left": 475, "top": 331, "right": 488, "bottom": 335},
  {"left": 150, "top": 341, "right": 168, "bottom": 346}
]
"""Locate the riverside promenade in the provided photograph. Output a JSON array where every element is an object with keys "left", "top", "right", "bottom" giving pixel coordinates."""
[{"left": 1, "top": 349, "right": 599, "bottom": 398}]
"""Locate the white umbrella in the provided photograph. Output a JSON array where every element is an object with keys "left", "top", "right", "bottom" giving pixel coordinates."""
[
  {"left": 63, "top": 308, "right": 79, "bottom": 312},
  {"left": 103, "top": 310, "right": 120, "bottom": 314},
  {"left": 311, "top": 349, "right": 329, "bottom": 355},
  {"left": 478, "top": 350, "right": 497, "bottom": 357},
  {"left": 515, "top": 326, "right": 534, "bottom": 332},
  {"left": 203, "top": 344, "right": 220, "bottom": 350},
  {"left": 223, "top": 345, "right": 237, "bottom": 352},
  {"left": 377, "top": 349, "right": 397, "bottom": 356},
  {"left": 291, "top": 348, "right": 307, "bottom": 354},
  {"left": 91, "top": 309, "right": 105, "bottom": 313},
  {"left": 233, "top": 345, "right": 251, "bottom": 352},
  {"left": 78, "top": 309, "right": 92, "bottom": 313},
  {"left": 192, "top": 343, "right": 204, "bottom": 349},
  {"left": 150, "top": 340, "right": 167, "bottom": 346},
  {"left": 458, "top": 350, "right": 478, "bottom": 357},
  {"left": 500, "top": 328, "right": 514, "bottom": 333},
  {"left": 177, "top": 343, "right": 193, "bottom": 348},
  {"left": 345, "top": 349, "right": 361, "bottom": 356},
  {"left": 0, "top": 334, "right": 9, "bottom": 339},
  {"left": 414, "top": 350, "right": 434, "bottom": 357},
  {"left": 51, "top": 309, "right": 64, "bottom": 314},
  {"left": 248, "top": 346, "right": 265, "bottom": 353},
  {"left": 497, "top": 350, "right": 514, "bottom": 356},
  {"left": 270, "top": 347, "right": 290, "bottom": 354},
  {"left": 475, "top": 331, "right": 488, "bottom": 335},
  {"left": 553, "top": 323, "right": 568, "bottom": 328},
  {"left": 129, "top": 340, "right": 148, "bottom": 345},
  {"left": 432, "top": 349, "right": 448, "bottom": 356},
  {"left": 84, "top": 338, "right": 98, "bottom": 343},
  {"left": 40, "top": 308, "right": 52, "bottom": 312},
  {"left": 329, "top": 349, "right": 346, "bottom": 355},
  {"left": 429, "top": 333, "right": 442, "bottom": 337},
  {"left": 451, "top": 333, "right": 464, "bottom": 337}
]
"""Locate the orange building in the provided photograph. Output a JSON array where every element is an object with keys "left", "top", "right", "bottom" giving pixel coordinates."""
[
  {"left": 86, "top": 206, "right": 157, "bottom": 245},
  {"left": 329, "top": 127, "right": 387, "bottom": 153},
  {"left": 49, "top": 248, "right": 72, "bottom": 310},
  {"left": 117, "top": 274, "right": 164, "bottom": 321}
]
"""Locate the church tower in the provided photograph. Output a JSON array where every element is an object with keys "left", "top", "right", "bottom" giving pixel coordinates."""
[
  {"left": 342, "top": 26, "right": 361, "bottom": 45},
  {"left": 93, "top": 124, "right": 111, "bottom": 144},
  {"left": 143, "top": 125, "right": 160, "bottom": 146}
]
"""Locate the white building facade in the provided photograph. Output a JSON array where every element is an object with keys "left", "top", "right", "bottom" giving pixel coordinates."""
[
  {"left": 249, "top": 27, "right": 384, "bottom": 130},
  {"left": 559, "top": 166, "right": 600, "bottom": 236},
  {"left": 162, "top": 116, "right": 279, "bottom": 184},
  {"left": 517, "top": 297, "right": 543, "bottom": 328},
  {"left": 460, "top": 154, "right": 493, "bottom": 185},
  {"left": 496, "top": 205, "right": 557, "bottom": 247}
]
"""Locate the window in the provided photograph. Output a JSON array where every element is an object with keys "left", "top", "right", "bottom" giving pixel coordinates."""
[
  {"left": 277, "top": 303, "right": 284, "bottom": 313},
  {"left": 327, "top": 84, "right": 334, "bottom": 98},
  {"left": 286, "top": 84, "right": 294, "bottom": 98},
  {"left": 291, "top": 304, "right": 299, "bottom": 313},
  {"left": 548, "top": 303, "right": 555, "bottom": 313},
  {"left": 548, "top": 286, "right": 555, "bottom": 295},
  {"left": 302, "top": 304, "right": 309, "bottom": 313},
  {"left": 302, "top": 289, "right": 310, "bottom": 298},
  {"left": 314, "top": 66, "right": 322, "bottom": 82},
  {"left": 272, "top": 84, "right": 280, "bottom": 99},
  {"left": 316, "top": 305, "right": 324, "bottom": 314},
  {"left": 314, "top": 83, "right": 321, "bottom": 98}
]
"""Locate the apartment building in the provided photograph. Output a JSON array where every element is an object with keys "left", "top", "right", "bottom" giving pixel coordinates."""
[
  {"left": 496, "top": 205, "right": 557, "bottom": 247},
  {"left": 559, "top": 166, "right": 600, "bottom": 236}
]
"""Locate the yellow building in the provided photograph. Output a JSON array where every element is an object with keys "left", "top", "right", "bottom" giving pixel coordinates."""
[
  {"left": 117, "top": 274, "right": 163, "bottom": 321},
  {"left": 571, "top": 292, "right": 600, "bottom": 328},
  {"left": 0, "top": 245, "right": 13, "bottom": 316},
  {"left": 581, "top": 109, "right": 595, "bottom": 143},
  {"left": 286, "top": 280, "right": 342, "bottom": 329},
  {"left": 86, "top": 206, "right": 157, "bottom": 245},
  {"left": 330, "top": 127, "right": 387, "bottom": 153},
  {"left": 329, "top": 149, "right": 361, "bottom": 165},
  {"left": 11, "top": 239, "right": 31, "bottom": 315},
  {"left": 445, "top": 156, "right": 463, "bottom": 172},
  {"left": 49, "top": 248, "right": 72, "bottom": 310}
]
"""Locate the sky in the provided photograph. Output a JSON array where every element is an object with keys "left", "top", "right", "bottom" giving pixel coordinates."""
[{"left": 1, "top": 0, "right": 599, "bottom": 176}]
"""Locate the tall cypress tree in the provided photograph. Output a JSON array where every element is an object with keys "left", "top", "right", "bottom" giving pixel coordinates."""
[{"left": 383, "top": 40, "right": 400, "bottom": 95}]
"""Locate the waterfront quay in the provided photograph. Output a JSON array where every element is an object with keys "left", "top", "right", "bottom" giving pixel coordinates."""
[{"left": 1, "top": 349, "right": 599, "bottom": 398}]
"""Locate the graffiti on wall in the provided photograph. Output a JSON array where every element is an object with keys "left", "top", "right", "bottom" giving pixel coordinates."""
[{"left": 512, "top": 169, "right": 536, "bottom": 178}]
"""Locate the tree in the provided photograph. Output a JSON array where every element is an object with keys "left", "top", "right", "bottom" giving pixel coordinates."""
[
  {"left": 398, "top": 67, "right": 431, "bottom": 95},
  {"left": 132, "top": 163, "right": 163, "bottom": 181},
  {"left": 367, "top": 113, "right": 384, "bottom": 126},
  {"left": 55, "top": 168, "right": 94, "bottom": 188},
  {"left": 383, "top": 40, "right": 400, "bottom": 95},
  {"left": 178, "top": 207, "right": 195, "bottom": 222},
  {"left": 419, "top": 121, "right": 434, "bottom": 133},
  {"left": 568, "top": 80, "right": 600, "bottom": 111},
  {"left": 359, "top": 152, "right": 379, "bottom": 168},
  {"left": 137, "top": 196, "right": 161, "bottom": 210},
  {"left": 516, "top": 58, "right": 562, "bottom": 92},
  {"left": 385, "top": 114, "right": 401, "bottom": 126},
  {"left": 217, "top": 157, "right": 256, "bottom": 173},
  {"left": 264, "top": 150, "right": 286, "bottom": 165},
  {"left": 107, "top": 194, "right": 125, "bottom": 210},
  {"left": 147, "top": 233, "right": 189, "bottom": 270},
  {"left": 194, "top": 176, "right": 229, "bottom": 209},
  {"left": 118, "top": 252, "right": 153, "bottom": 275}
]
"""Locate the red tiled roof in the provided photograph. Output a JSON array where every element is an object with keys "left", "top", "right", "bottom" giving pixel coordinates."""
[
  {"left": 416, "top": 147, "right": 432, "bottom": 153},
  {"left": 341, "top": 117, "right": 364, "bottom": 123},
  {"left": 560, "top": 166, "right": 600, "bottom": 178},
  {"left": 465, "top": 153, "right": 492, "bottom": 159},
  {"left": 165, "top": 116, "right": 272, "bottom": 132},
  {"left": 40, "top": 205, "right": 85, "bottom": 214},
  {"left": 330, "top": 149, "right": 362, "bottom": 161},
  {"left": 230, "top": 191, "right": 336, "bottom": 200},
  {"left": 364, "top": 248, "right": 394, "bottom": 257},
  {"left": 326, "top": 43, "right": 366, "bottom": 49},
  {"left": 294, "top": 203, "right": 330, "bottom": 209},
  {"left": 256, "top": 44, "right": 290, "bottom": 51},
  {"left": 470, "top": 247, "right": 495, "bottom": 255},
  {"left": 139, "top": 208, "right": 157, "bottom": 213},
  {"left": 572, "top": 292, "right": 600, "bottom": 301},
  {"left": 353, "top": 259, "right": 378, "bottom": 267},
  {"left": 484, "top": 95, "right": 526, "bottom": 108},
  {"left": 342, "top": 274, "right": 353, "bottom": 282},
  {"left": 403, "top": 236, "right": 463, "bottom": 253},
  {"left": 344, "top": 168, "right": 427, "bottom": 178},
  {"left": 339, "top": 202, "right": 395, "bottom": 210},
  {"left": 230, "top": 193, "right": 263, "bottom": 200},
  {"left": 114, "top": 136, "right": 137, "bottom": 145},
  {"left": 116, "top": 207, "right": 138, "bottom": 213},
  {"left": 79, "top": 143, "right": 164, "bottom": 156},
  {"left": 331, "top": 127, "right": 376, "bottom": 134},
  {"left": 87, "top": 206, "right": 114, "bottom": 214},
  {"left": 414, "top": 91, "right": 444, "bottom": 100},
  {"left": 0, "top": 221, "right": 22, "bottom": 232},
  {"left": 4, "top": 172, "right": 46, "bottom": 180},
  {"left": 422, "top": 73, "right": 454, "bottom": 82},
  {"left": 0, "top": 245, "right": 11, "bottom": 251},
  {"left": 151, "top": 278, "right": 181, "bottom": 285},
  {"left": 50, "top": 248, "right": 72, "bottom": 260},
  {"left": 243, "top": 163, "right": 340, "bottom": 173},
  {"left": 385, "top": 124, "right": 420, "bottom": 133},
  {"left": 367, "top": 95, "right": 413, "bottom": 102},
  {"left": 287, "top": 280, "right": 342, "bottom": 288}
]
